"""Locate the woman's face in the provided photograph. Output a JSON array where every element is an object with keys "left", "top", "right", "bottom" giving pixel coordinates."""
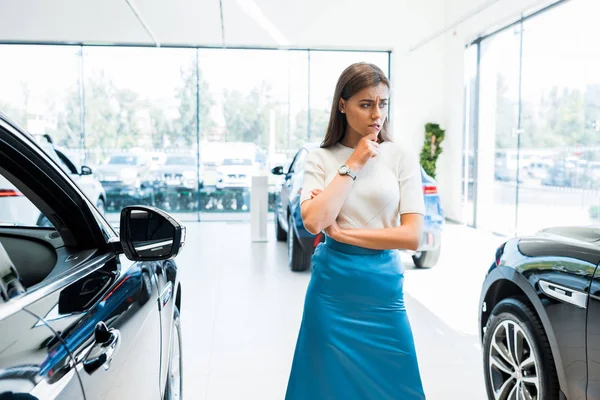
[{"left": 340, "top": 82, "right": 389, "bottom": 138}]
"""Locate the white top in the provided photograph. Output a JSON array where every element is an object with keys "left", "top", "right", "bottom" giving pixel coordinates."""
[{"left": 300, "top": 141, "right": 425, "bottom": 230}]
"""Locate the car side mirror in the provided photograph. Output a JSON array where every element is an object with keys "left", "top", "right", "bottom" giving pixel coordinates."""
[
  {"left": 81, "top": 166, "right": 93, "bottom": 175},
  {"left": 271, "top": 166, "right": 284, "bottom": 175},
  {"left": 119, "top": 206, "right": 186, "bottom": 261}
]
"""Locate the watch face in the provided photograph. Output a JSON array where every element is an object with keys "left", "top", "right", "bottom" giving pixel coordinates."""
[{"left": 339, "top": 165, "right": 349, "bottom": 174}]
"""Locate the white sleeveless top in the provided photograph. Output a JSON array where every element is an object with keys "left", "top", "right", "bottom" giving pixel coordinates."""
[{"left": 299, "top": 141, "right": 425, "bottom": 230}]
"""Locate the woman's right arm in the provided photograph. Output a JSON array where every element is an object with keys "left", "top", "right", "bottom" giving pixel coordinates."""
[{"left": 301, "top": 134, "right": 379, "bottom": 234}]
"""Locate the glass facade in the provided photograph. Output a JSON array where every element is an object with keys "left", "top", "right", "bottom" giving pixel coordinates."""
[
  {"left": 0, "top": 46, "right": 390, "bottom": 222},
  {"left": 464, "top": 0, "right": 600, "bottom": 236}
]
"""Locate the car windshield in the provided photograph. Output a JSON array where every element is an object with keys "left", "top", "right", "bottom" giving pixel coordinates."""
[
  {"left": 222, "top": 159, "right": 252, "bottom": 166},
  {"left": 108, "top": 155, "right": 138, "bottom": 165},
  {"left": 166, "top": 156, "right": 196, "bottom": 166}
]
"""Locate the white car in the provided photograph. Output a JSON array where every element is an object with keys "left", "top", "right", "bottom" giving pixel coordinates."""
[
  {"left": 0, "top": 135, "right": 106, "bottom": 226},
  {"left": 216, "top": 158, "right": 257, "bottom": 190}
]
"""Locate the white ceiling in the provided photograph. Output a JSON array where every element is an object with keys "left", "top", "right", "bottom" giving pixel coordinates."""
[
  {"left": 0, "top": 0, "right": 526, "bottom": 51},
  {"left": 0, "top": 0, "right": 431, "bottom": 50}
]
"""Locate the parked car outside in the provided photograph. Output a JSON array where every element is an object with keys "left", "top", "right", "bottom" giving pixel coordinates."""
[
  {"left": 479, "top": 224, "right": 600, "bottom": 400},
  {"left": 216, "top": 157, "right": 257, "bottom": 190},
  {"left": 0, "top": 133, "right": 106, "bottom": 227},
  {"left": 271, "top": 143, "right": 444, "bottom": 271},
  {"left": 0, "top": 110, "right": 185, "bottom": 399},
  {"left": 95, "top": 152, "right": 155, "bottom": 210},
  {"left": 153, "top": 153, "right": 203, "bottom": 211}
]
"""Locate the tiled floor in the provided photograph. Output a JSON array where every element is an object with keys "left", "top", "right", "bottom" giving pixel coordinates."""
[{"left": 176, "top": 220, "right": 506, "bottom": 399}]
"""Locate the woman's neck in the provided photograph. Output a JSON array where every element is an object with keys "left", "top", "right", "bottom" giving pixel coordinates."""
[{"left": 339, "top": 128, "right": 362, "bottom": 149}]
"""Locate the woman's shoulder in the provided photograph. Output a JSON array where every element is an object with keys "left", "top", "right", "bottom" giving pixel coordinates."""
[
  {"left": 380, "top": 141, "right": 420, "bottom": 170},
  {"left": 307, "top": 144, "right": 345, "bottom": 159},
  {"left": 380, "top": 140, "right": 413, "bottom": 157}
]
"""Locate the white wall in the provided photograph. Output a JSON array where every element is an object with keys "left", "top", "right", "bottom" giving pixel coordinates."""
[{"left": 392, "top": 0, "right": 552, "bottom": 222}]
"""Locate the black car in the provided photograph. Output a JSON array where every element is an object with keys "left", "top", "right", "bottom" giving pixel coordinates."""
[
  {"left": 479, "top": 225, "right": 600, "bottom": 400},
  {"left": 0, "top": 112, "right": 185, "bottom": 400}
]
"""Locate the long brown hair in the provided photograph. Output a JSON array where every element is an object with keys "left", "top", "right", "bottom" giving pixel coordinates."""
[{"left": 321, "top": 62, "right": 391, "bottom": 148}]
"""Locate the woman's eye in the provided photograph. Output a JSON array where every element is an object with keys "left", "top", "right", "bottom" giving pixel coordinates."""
[
  {"left": 361, "top": 104, "right": 370, "bottom": 108},
  {"left": 380, "top": 103, "right": 388, "bottom": 108}
]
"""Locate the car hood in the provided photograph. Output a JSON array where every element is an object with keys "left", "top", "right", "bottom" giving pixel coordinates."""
[
  {"left": 517, "top": 225, "right": 600, "bottom": 265},
  {"left": 537, "top": 225, "right": 600, "bottom": 245}
]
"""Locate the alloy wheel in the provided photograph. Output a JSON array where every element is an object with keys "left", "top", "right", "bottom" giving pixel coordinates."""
[{"left": 488, "top": 319, "right": 539, "bottom": 400}]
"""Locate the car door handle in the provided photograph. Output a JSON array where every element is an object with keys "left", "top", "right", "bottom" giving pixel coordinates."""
[{"left": 83, "top": 322, "right": 121, "bottom": 374}]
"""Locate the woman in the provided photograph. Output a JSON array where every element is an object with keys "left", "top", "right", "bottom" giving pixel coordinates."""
[{"left": 285, "top": 62, "right": 427, "bottom": 400}]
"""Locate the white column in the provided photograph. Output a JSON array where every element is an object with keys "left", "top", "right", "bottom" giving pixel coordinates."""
[{"left": 251, "top": 175, "right": 269, "bottom": 242}]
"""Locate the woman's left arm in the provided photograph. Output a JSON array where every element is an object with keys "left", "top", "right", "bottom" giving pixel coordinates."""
[{"left": 326, "top": 213, "right": 423, "bottom": 251}]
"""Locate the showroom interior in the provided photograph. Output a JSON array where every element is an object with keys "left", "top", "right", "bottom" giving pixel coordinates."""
[{"left": 1, "top": 0, "right": 599, "bottom": 399}]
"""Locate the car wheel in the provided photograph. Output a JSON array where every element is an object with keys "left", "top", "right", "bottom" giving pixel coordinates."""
[
  {"left": 483, "top": 298, "right": 559, "bottom": 400},
  {"left": 288, "top": 213, "right": 310, "bottom": 272},
  {"left": 96, "top": 198, "right": 106, "bottom": 216},
  {"left": 275, "top": 212, "right": 287, "bottom": 242},
  {"left": 164, "top": 306, "right": 182, "bottom": 400},
  {"left": 412, "top": 248, "right": 440, "bottom": 268}
]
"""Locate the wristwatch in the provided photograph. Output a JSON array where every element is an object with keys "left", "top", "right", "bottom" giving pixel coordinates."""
[{"left": 338, "top": 164, "right": 357, "bottom": 180}]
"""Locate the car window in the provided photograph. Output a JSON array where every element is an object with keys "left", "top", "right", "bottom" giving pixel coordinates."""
[
  {"left": 108, "top": 155, "right": 139, "bottom": 165},
  {"left": 0, "top": 172, "right": 51, "bottom": 228}
]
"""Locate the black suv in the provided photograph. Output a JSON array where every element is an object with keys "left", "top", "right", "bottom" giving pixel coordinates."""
[
  {"left": 0, "top": 112, "right": 185, "bottom": 400},
  {"left": 479, "top": 225, "right": 600, "bottom": 399}
]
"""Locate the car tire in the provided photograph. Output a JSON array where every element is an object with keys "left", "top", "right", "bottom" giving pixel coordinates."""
[
  {"left": 288, "top": 213, "right": 311, "bottom": 272},
  {"left": 275, "top": 213, "right": 287, "bottom": 242},
  {"left": 164, "top": 306, "right": 182, "bottom": 400},
  {"left": 96, "top": 198, "right": 106, "bottom": 216},
  {"left": 483, "top": 298, "right": 559, "bottom": 400},
  {"left": 412, "top": 248, "right": 440, "bottom": 268}
]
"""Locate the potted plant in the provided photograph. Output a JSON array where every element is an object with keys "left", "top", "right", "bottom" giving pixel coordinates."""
[{"left": 419, "top": 123, "right": 445, "bottom": 178}]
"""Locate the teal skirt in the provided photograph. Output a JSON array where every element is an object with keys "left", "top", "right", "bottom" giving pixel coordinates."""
[{"left": 285, "top": 237, "right": 426, "bottom": 400}]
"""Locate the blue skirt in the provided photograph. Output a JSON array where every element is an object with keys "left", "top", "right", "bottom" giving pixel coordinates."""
[{"left": 285, "top": 238, "right": 426, "bottom": 400}]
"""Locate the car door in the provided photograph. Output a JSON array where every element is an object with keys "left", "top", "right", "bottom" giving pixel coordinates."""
[
  {"left": 586, "top": 262, "right": 600, "bottom": 398},
  {"left": 0, "top": 238, "right": 85, "bottom": 400},
  {"left": 282, "top": 149, "right": 306, "bottom": 222},
  {"left": 31, "top": 253, "right": 163, "bottom": 400},
  {"left": 1, "top": 117, "right": 164, "bottom": 400}
]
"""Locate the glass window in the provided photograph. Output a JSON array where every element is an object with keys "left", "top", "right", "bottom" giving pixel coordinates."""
[
  {"left": 0, "top": 44, "right": 390, "bottom": 222},
  {"left": 0, "top": 44, "right": 84, "bottom": 168},
  {"left": 198, "top": 49, "right": 307, "bottom": 220},
  {"left": 517, "top": 0, "right": 600, "bottom": 234},
  {"left": 0, "top": 172, "right": 48, "bottom": 228},
  {"left": 468, "top": 0, "right": 600, "bottom": 235},
  {"left": 82, "top": 47, "right": 198, "bottom": 221},
  {"left": 476, "top": 25, "right": 522, "bottom": 235}
]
